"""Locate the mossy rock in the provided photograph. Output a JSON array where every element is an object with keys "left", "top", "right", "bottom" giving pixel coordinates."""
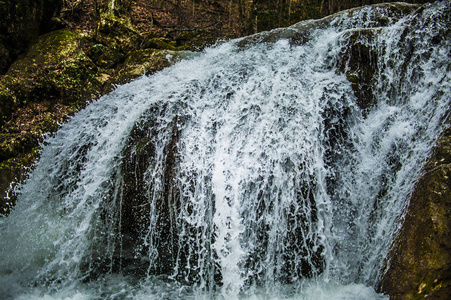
[
  {"left": 0, "top": 0, "right": 63, "bottom": 73},
  {"left": 0, "top": 29, "right": 103, "bottom": 215},
  {"left": 0, "top": 101, "right": 72, "bottom": 160},
  {"left": 6, "top": 30, "right": 102, "bottom": 106},
  {"left": 0, "top": 29, "right": 101, "bottom": 164},
  {"left": 378, "top": 128, "right": 451, "bottom": 299},
  {"left": 7, "top": 30, "right": 80, "bottom": 76},
  {"left": 0, "top": 147, "right": 40, "bottom": 216},
  {"left": 339, "top": 28, "right": 380, "bottom": 112},
  {"left": 0, "top": 75, "right": 34, "bottom": 126},
  {"left": 142, "top": 37, "right": 178, "bottom": 51},
  {"left": 94, "top": 13, "right": 142, "bottom": 54},
  {"left": 175, "top": 31, "right": 218, "bottom": 51},
  {"left": 0, "top": 100, "right": 74, "bottom": 216},
  {"left": 87, "top": 43, "right": 124, "bottom": 69},
  {"left": 110, "top": 49, "right": 193, "bottom": 86}
]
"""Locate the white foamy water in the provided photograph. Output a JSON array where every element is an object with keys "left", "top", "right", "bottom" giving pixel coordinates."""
[{"left": 0, "top": 2, "right": 449, "bottom": 299}]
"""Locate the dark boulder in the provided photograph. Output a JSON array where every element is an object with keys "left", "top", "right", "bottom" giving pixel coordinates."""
[
  {"left": 378, "top": 127, "right": 451, "bottom": 299},
  {"left": 0, "top": 0, "right": 63, "bottom": 74}
]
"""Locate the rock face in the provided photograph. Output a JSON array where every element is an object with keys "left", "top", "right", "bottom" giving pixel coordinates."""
[
  {"left": 117, "top": 110, "right": 183, "bottom": 277},
  {"left": 6, "top": 30, "right": 100, "bottom": 106},
  {"left": 378, "top": 127, "right": 451, "bottom": 299}
]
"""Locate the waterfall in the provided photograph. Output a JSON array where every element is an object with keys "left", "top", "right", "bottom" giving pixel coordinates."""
[{"left": 0, "top": 2, "right": 449, "bottom": 299}]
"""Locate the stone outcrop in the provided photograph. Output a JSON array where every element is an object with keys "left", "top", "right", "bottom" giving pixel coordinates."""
[
  {"left": 116, "top": 110, "right": 182, "bottom": 277},
  {"left": 378, "top": 127, "right": 451, "bottom": 299}
]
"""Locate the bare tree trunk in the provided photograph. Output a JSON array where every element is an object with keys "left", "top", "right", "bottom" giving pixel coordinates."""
[
  {"left": 252, "top": 0, "right": 258, "bottom": 33},
  {"left": 103, "top": 0, "right": 129, "bottom": 15},
  {"left": 106, "top": 0, "right": 117, "bottom": 14},
  {"left": 278, "top": 0, "right": 286, "bottom": 27},
  {"left": 288, "top": 0, "right": 292, "bottom": 24},
  {"left": 320, "top": 0, "right": 327, "bottom": 15}
]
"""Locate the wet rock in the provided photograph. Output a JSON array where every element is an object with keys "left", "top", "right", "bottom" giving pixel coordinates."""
[
  {"left": 339, "top": 28, "right": 380, "bottom": 112},
  {"left": 111, "top": 109, "right": 181, "bottom": 277},
  {"left": 236, "top": 2, "right": 421, "bottom": 115},
  {"left": 378, "top": 128, "right": 451, "bottom": 299}
]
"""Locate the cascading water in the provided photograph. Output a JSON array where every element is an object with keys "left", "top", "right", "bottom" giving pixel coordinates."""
[{"left": 0, "top": 2, "right": 449, "bottom": 299}]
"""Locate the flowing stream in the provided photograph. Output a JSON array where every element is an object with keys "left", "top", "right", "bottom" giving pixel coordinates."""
[{"left": 0, "top": 2, "right": 449, "bottom": 299}]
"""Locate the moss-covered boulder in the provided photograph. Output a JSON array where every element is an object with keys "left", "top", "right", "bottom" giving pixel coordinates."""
[
  {"left": 0, "top": 29, "right": 103, "bottom": 216},
  {"left": 0, "top": 28, "right": 194, "bottom": 216},
  {"left": 7, "top": 29, "right": 102, "bottom": 106},
  {"left": 0, "top": 76, "right": 33, "bottom": 127},
  {"left": 110, "top": 49, "right": 194, "bottom": 86},
  {"left": 0, "top": 0, "right": 63, "bottom": 74},
  {"left": 0, "top": 29, "right": 109, "bottom": 160},
  {"left": 378, "top": 127, "right": 451, "bottom": 299},
  {"left": 0, "top": 101, "right": 73, "bottom": 215},
  {"left": 174, "top": 30, "right": 218, "bottom": 51},
  {"left": 142, "top": 37, "right": 179, "bottom": 51},
  {"left": 86, "top": 43, "right": 124, "bottom": 69}
]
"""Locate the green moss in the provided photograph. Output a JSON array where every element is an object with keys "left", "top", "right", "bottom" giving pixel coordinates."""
[
  {"left": 0, "top": 75, "right": 33, "bottom": 126},
  {"left": 143, "top": 38, "right": 178, "bottom": 51},
  {"left": 0, "top": 28, "right": 108, "bottom": 199},
  {"left": 338, "top": 29, "right": 380, "bottom": 112},
  {"left": 8, "top": 30, "right": 80, "bottom": 76},
  {"left": 95, "top": 13, "right": 142, "bottom": 54},
  {"left": 174, "top": 30, "right": 218, "bottom": 51},
  {"left": 5, "top": 30, "right": 104, "bottom": 106},
  {"left": 111, "top": 49, "right": 193, "bottom": 86},
  {"left": 87, "top": 44, "right": 123, "bottom": 69}
]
